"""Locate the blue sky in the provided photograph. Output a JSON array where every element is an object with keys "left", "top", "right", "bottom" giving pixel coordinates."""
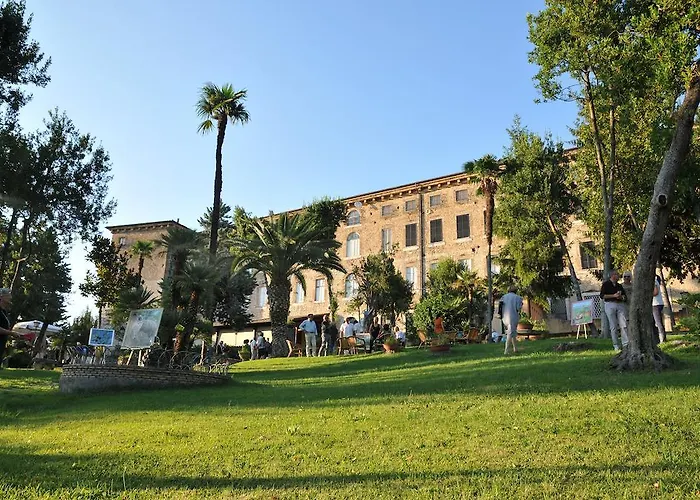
[{"left": 20, "top": 0, "right": 578, "bottom": 319}]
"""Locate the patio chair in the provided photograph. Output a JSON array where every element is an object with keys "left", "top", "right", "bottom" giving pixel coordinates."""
[
  {"left": 347, "top": 336, "right": 363, "bottom": 355},
  {"left": 467, "top": 328, "right": 480, "bottom": 343},
  {"left": 417, "top": 330, "right": 430, "bottom": 349},
  {"left": 286, "top": 339, "right": 303, "bottom": 357}
]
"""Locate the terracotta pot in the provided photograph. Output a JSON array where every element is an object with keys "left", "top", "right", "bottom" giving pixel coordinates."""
[{"left": 517, "top": 322, "right": 533, "bottom": 333}]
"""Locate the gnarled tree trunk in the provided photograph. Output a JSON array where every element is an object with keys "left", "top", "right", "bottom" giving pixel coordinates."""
[{"left": 613, "top": 62, "right": 700, "bottom": 371}]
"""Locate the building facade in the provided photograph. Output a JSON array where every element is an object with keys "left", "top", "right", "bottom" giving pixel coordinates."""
[
  {"left": 106, "top": 220, "right": 188, "bottom": 298},
  {"left": 104, "top": 182, "right": 698, "bottom": 346}
]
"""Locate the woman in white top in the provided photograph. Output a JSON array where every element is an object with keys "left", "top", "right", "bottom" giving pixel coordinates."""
[{"left": 652, "top": 276, "right": 666, "bottom": 343}]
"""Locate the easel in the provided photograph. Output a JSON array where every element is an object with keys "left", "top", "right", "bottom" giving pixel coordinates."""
[
  {"left": 576, "top": 323, "right": 590, "bottom": 339},
  {"left": 126, "top": 349, "right": 145, "bottom": 366}
]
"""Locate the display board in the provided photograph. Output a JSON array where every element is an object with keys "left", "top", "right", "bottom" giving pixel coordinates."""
[
  {"left": 122, "top": 309, "right": 163, "bottom": 349},
  {"left": 88, "top": 328, "right": 115, "bottom": 347},
  {"left": 571, "top": 299, "right": 594, "bottom": 326}
]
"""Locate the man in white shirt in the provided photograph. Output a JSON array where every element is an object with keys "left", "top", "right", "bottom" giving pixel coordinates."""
[
  {"left": 340, "top": 317, "right": 353, "bottom": 338},
  {"left": 499, "top": 285, "right": 523, "bottom": 355},
  {"left": 298, "top": 314, "right": 318, "bottom": 357}
]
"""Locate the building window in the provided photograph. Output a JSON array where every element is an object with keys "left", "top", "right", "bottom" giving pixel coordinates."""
[
  {"left": 258, "top": 286, "right": 268, "bottom": 307},
  {"left": 430, "top": 262, "right": 439, "bottom": 271},
  {"left": 381, "top": 228, "right": 392, "bottom": 252},
  {"left": 490, "top": 261, "right": 501, "bottom": 275},
  {"left": 405, "top": 267, "right": 416, "bottom": 289},
  {"left": 345, "top": 274, "right": 358, "bottom": 298},
  {"left": 429, "top": 194, "right": 442, "bottom": 207},
  {"left": 430, "top": 219, "right": 443, "bottom": 243},
  {"left": 405, "top": 223, "right": 417, "bottom": 247},
  {"left": 295, "top": 282, "right": 304, "bottom": 303},
  {"left": 118, "top": 237, "right": 126, "bottom": 246},
  {"left": 459, "top": 259, "right": 472, "bottom": 271},
  {"left": 346, "top": 232, "right": 360, "bottom": 258},
  {"left": 381, "top": 205, "right": 394, "bottom": 217},
  {"left": 455, "top": 189, "right": 469, "bottom": 203},
  {"left": 346, "top": 210, "right": 361, "bottom": 226},
  {"left": 456, "top": 214, "right": 471, "bottom": 239},
  {"left": 405, "top": 199, "right": 417, "bottom": 212},
  {"left": 314, "top": 279, "right": 326, "bottom": 302},
  {"left": 580, "top": 242, "right": 598, "bottom": 269}
]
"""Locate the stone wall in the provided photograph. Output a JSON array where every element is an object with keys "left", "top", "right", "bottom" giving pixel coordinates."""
[{"left": 59, "top": 365, "right": 229, "bottom": 394}]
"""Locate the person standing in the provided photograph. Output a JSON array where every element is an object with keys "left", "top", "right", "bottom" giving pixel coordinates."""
[
  {"left": 327, "top": 319, "right": 339, "bottom": 355},
  {"left": 394, "top": 326, "right": 406, "bottom": 347},
  {"left": 652, "top": 275, "right": 666, "bottom": 343},
  {"left": 499, "top": 285, "right": 523, "bottom": 355},
  {"left": 340, "top": 317, "right": 352, "bottom": 338},
  {"left": 600, "top": 270, "right": 628, "bottom": 351},
  {"left": 0, "top": 288, "right": 18, "bottom": 368},
  {"left": 369, "top": 317, "right": 381, "bottom": 352},
  {"left": 318, "top": 315, "right": 331, "bottom": 356},
  {"left": 622, "top": 271, "right": 634, "bottom": 320},
  {"left": 299, "top": 314, "right": 318, "bottom": 357}
]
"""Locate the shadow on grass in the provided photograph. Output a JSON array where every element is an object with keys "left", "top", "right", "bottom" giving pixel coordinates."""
[
  {"left": 0, "top": 441, "right": 691, "bottom": 495},
  {"left": 1, "top": 339, "right": 698, "bottom": 427}
]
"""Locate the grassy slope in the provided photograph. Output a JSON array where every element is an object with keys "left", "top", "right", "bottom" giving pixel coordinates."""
[{"left": 1, "top": 338, "right": 699, "bottom": 499}]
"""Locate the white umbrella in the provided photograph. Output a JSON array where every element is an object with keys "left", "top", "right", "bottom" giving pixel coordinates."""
[{"left": 13, "top": 320, "right": 62, "bottom": 337}]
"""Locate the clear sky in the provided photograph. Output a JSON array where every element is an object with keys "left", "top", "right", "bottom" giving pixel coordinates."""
[{"left": 19, "top": 0, "right": 578, "bottom": 320}]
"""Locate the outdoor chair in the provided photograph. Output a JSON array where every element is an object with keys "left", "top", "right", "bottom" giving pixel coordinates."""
[
  {"left": 467, "top": 328, "right": 480, "bottom": 343},
  {"left": 417, "top": 330, "right": 430, "bottom": 349},
  {"left": 444, "top": 331, "right": 457, "bottom": 344},
  {"left": 286, "top": 339, "right": 303, "bottom": 357},
  {"left": 347, "top": 336, "right": 362, "bottom": 355}
]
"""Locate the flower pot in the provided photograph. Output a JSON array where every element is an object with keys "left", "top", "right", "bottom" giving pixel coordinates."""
[
  {"left": 430, "top": 344, "right": 451, "bottom": 353},
  {"left": 517, "top": 322, "right": 533, "bottom": 333}
]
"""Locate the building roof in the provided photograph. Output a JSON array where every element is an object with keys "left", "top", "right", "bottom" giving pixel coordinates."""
[{"left": 106, "top": 220, "right": 189, "bottom": 233}]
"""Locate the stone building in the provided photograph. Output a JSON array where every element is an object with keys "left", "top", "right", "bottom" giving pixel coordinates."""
[
  {"left": 106, "top": 220, "right": 188, "bottom": 298},
  {"left": 217, "top": 170, "right": 699, "bottom": 345},
  {"left": 103, "top": 185, "right": 697, "bottom": 347}
]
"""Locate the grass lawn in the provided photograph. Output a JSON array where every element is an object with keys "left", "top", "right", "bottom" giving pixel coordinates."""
[{"left": 1, "top": 338, "right": 700, "bottom": 499}]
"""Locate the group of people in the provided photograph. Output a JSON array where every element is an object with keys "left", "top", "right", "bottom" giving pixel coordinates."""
[
  {"left": 601, "top": 270, "right": 666, "bottom": 351},
  {"left": 297, "top": 314, "right": 406, "bottom": 356}
]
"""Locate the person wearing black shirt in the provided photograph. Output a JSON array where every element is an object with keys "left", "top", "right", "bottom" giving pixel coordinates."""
[
  {"left": 600, "top": 270, "right": 628, "bottom": 351},
  {"left": 0, "top": 288, "right": 19, "bottom": 368},
  {"left": 369, "top": 317, "right": 381, "bottom": 352}
]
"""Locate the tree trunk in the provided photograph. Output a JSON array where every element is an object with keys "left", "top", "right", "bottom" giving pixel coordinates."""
[
  {"left": 613, "top": 62, "right": 700, "bottom": 371},
  {"left": 657, "top": 266, "right": 675, "bottom": 330},
  {"left": 137, "top": 256, "right": 144, "bottom": 284},
  {"left": 268, "top": 278, "right": 291, "bottom": 357},
  {"left": 175, "top": 291, "right": 199, "bottom": 353},
  {"left": 11, "top": 213, "right": 33, "bottom": 294},
  {"left": 0, "top": 208, "right": 19, "bottom": 283},
  {"left": 583, "top": 74, "right": 613, "bottom": 337},
  {"left": 547, "top": 215, "right": 583, "bottom": 301},
  {"left": 209, "top": 118, "right": 227, "bottom": 258},
  {"left": 32, "top": 320, "right": 50, "bottom": 358},
  {"left": 485, "top": 188, "right": 495, "bottom": 340}
]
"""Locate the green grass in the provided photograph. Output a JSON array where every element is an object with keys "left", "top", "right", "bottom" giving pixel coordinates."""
[{"left": 2, "top": 338, "right": 700, "bottom": 499}]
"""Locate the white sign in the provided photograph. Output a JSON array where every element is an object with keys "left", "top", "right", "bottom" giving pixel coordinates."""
[{"left": 122, "top": 309, "right": 163, "bottom": 349}]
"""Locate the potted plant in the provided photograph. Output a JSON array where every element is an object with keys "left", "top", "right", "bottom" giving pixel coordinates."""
[
  {"left": 516, "top": 313, "right": 533, "bottom": 334},
  {"left": 382, "top": 335, "right": 400, "bottom": 354},
  {"left": 429, "top": 333, "right": 451, "bottom": 353}
]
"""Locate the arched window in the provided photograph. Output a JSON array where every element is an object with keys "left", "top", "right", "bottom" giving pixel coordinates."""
[
  {"left": 346, "top": 232, "right": 360, "bottom": 258},
  {"left": 346, "top": 210, "right": 361, "bottom": 226},
  {"left": 345, "top": 274, "right": 359, "bottom": 298}
]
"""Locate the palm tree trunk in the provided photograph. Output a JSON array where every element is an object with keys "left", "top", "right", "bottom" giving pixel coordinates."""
[
  {"left": 209, "top": 118, "right": 227, "bottom": 258},
  {"left": 268, "top": 278, "right": 291, "bottom": 357},
  {"left": 485, "top": 190, "right": 495, "bottom": 340},
  {"left": 137, "top": 256, "right": 144, "bottom": 284}
]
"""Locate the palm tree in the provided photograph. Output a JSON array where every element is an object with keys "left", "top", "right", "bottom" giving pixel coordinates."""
[
  {"left": 156, "top": 227, "right": 200, "bottom": 309},
  {"left": 229, "top": 213, "right": 346, "bottom": 357},
  {"left": 463, "top": 155, "right": 506, "bottom": 338},
  {"left": 196, "top": 83, "right": 250, "bottom": 258},
  {"left": 129, "top": 240, "right": 154, "bottom": 284},
  {"left": 173, "top": 259, "right": 221, "bottom": 353}
]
